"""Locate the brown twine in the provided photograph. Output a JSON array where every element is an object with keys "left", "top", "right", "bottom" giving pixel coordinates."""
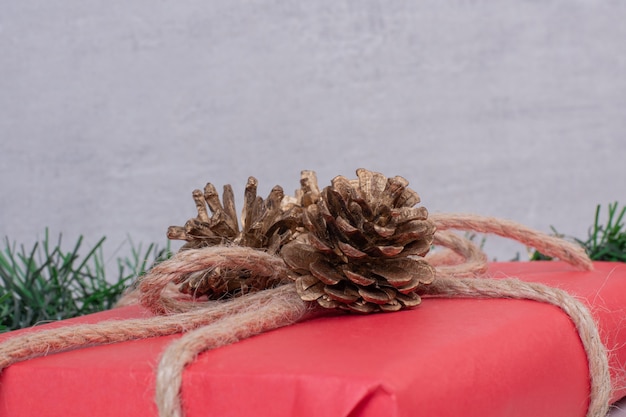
[
  {"left": 0, "top": 214, "right": 610, "bottom": 417},
  {"left": 155, "top": 285, "right": 311, "bottom": 417},
  {"left": 136, "top": 247, "right": 293, "bottom": 315},
  {"left": 430, "top": 213, "right": 593, "bottom": 271},
  {"left": 428, "top": 230, "right": 488, "bottom": 276},
  {"left": 0, "top": 284, "right": 304, "bottom": 370}
]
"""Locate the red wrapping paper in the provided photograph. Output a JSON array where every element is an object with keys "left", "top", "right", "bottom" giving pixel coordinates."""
[{"left": 1, "top": 261, "right": 626, "bottom": 417}]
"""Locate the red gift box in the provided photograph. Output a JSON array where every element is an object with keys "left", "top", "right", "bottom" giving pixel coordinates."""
[{"left": 1, "top": 261, "right": 626, "bottom": 417}]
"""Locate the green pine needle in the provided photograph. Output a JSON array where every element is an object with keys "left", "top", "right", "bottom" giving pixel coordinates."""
[
  {"left": 531, "top": 202, "right": 626, "bottom": 262},
  {"left": 0, "top": 230, "right": 172, "bottom": 332}
]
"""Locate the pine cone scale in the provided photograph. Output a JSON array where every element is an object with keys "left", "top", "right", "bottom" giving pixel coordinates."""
[
  {"left": 317, "top": 296, "right": 341, "bottom": 309},
  {"left": 308, "top": 234, "right": 335, "bottom": 254},
  {"left": 309, "top": 259, "right": 344, "bottom": 285},
  {"left": 391, "top": 206, "right": 429, "bottom": 223},
  {"left": 342, "top": 268, "right": 376, "bottom": 286},
  {"left": 336, "top": 241, "right": 369, "bottom": 260},
  {"left": 221, "top": 185, "right": 239, "bottom": 231},
  {"left": 335, "top": 215, "right": 360, "bottom": 235},
  {"left": 372, "top": 224, "right": 396, "bottom": 238},
  {"left": 324, "top": 284, "right": 360, "bottom": 304},
  {"left": 345, "top": 301, "right": 377, "bottom": 314},
  {"left": 295, "top": 276, "right": 326, "bottom": 301},
  {"left": 370, "top": 264, "right": 414, "bottom": 287},
  {"left": 396, "top": 292, "right": 422, "bottom": 307},
  {"left": 281, "top": 242, "right": 323, "bottom": 274},
  {"left": 371, "top": 245, "right": 404, "bottom": 257},
  {"left": 192, "top": 189, "right": 211, "bottom": 223},
  {"left": 358, "top": 286, "right": 394, "bottom": 305},
  {"left": 202, "top": 184, "right": 224, "bottom": 215},
  {"left": 395, "top": 277, "right": 422, "bottom": 294},
  {"left": 400, "top": 239, "right": 432, "bottom": 257},
  {"left": 379, "top": 301, "right": 402, "bottom": 312}
]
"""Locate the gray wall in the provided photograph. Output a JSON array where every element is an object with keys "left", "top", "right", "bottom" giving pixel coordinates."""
[{"left": 1, "top": 1, "right": 625, "bottom": 265}]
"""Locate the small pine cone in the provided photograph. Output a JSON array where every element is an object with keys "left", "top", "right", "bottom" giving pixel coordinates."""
[
  {"left": 167, "top": 176, "right": 304, "bottom": 299},
  {"left": 281, "top": 168, "right": 436, "bottom": 313},
  {"left": 168, "top": 177, "right": 302, "bottom": 253}
]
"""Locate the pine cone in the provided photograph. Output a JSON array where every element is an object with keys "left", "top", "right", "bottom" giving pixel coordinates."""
[
  {"left": 281, "top": 168, "right": 436, "bottom": 313},
  {"left": 167, "top": 176, "right": 304, "bottom": 299},
  {"left": 168, "top": 176, "right": 302, "bottom": 253}
]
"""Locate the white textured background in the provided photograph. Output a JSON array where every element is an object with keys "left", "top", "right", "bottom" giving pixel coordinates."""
[
  {"left": 1, "top": 2, "right": 625, "bottom": 262},
  {"left": 2, "top": 1, "right": 626, "bottom": 413}
]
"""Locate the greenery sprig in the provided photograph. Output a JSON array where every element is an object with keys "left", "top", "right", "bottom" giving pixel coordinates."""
[
  {"left": 0, "top": 230, "right": 171, "bottom": 332},
  {"left": 531, "top": 202, "right": 626, "bottom": 262}
]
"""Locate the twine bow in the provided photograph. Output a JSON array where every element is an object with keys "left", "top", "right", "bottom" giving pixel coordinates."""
[{"left": 0, "top": 170, "right": 610, "bottom": 417}]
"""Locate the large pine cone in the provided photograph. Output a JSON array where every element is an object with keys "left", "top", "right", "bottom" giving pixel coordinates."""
[
  {"left": 281, "top": 169, "right": 436, "bottom": 313},
  {"left": 167, "top": 176, "right": 304, "bottom": 299}
]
